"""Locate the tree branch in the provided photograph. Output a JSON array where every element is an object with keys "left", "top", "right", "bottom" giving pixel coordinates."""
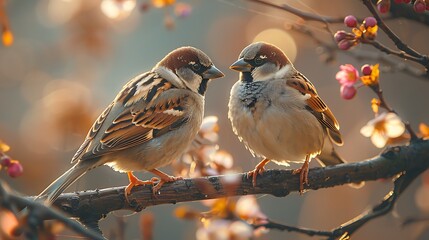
[
  {"left": 27, "top": 139, "right": 428, "bottom": 223},
  {"left": 362, "top": 0, "right": 429, "bottom": 75},
  {"left": 253, "top": 170, "right": 423, "bottom": 239},
  {"left": 362, "top": 0, "right": 424, "bottom": 59},
  {"left": 0, "top": 181, "right": 104, "bottom": 240}
]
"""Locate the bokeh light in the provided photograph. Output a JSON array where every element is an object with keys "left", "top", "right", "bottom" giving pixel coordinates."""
[
  {"left": 100, "top": 0, "right": 136, "bottom": 20},
  {"left": 37, "top": 0, "right": 82, "bottom": 26}
]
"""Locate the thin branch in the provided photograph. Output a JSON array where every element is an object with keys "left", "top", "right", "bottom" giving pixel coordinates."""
[
  {"left": 246, "top": 0, "right": 346, "bottom": 23},
  {"left": 362, "top": 39, "right": 423, "bottom": 63},
  {"left": 246, "top": 0, "right": 429, "bottom": 78},
  {"left": 362, "top": 0, "right": 424, "bottom": 59},
  {"left": 329, "top": 170, "right": 420, "bottom": 239},
  {"left": 402, "top": 216, "right": 429, "bottom": 227},
  {"left": 254, "top": 219, "right": 332, "bottom": 237},
  {"left": 254, "top": 170, "right": 422, "bottom": 239},
  {"left": 373, "top": 87, "right": 419, "bottom": 141},
  {"left": 287, "top": 23, "right": 428, "bottom": 80},
  {"left": 390, "top": 2, "right": 429, "bottom": 26},
  {"left": 0, "top": 181, "right": 105, "bottom": 240}
]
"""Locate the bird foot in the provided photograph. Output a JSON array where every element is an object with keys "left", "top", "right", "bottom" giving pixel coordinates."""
[
  {"left": 247, "top": 166, "right": 266, "bottom": 187},
  {"left": 292, "top": 160, "right": 310, "bottom": 194},
  {"left": 125, "top": 172, "right": 157, "bottom": 202},
  {"left": 150, "top": 169, "right": 183, "bottom": 194},
  {"left": 247, "top": 159, "right": 270, "bottom": 187},
  {"left": 151, "top": 175, "right": 183, "bottom": 194}
]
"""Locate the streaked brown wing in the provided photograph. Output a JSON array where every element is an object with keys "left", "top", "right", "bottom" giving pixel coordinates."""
[
  {"left": 287, "top": 73, "right": 343, "bottom": 146},
  {"left": 80, "top": 94, "right": 189, "bottom": 160},
  {"left": 71, "top": 103, "right": 114, "bottom": 163}
]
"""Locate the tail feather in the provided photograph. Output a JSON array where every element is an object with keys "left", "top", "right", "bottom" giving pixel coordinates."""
[{"left": 36, "top": 161, "right": 94, "bottom": 205}]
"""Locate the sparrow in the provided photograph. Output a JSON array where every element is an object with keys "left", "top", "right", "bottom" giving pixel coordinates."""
[
  {"left": 228, "top": 42, "right": 343, "bottom": 192},
  {"left": 37, "top": 46, "right": 224, "bottom": 204}
]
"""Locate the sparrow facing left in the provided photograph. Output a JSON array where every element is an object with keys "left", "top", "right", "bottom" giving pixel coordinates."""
[
  {"left": 37, "top": 46, "right": 224, "bottom": 204},
  {"left": 228, "top": 42, "right": 343, "bottom": 192}
]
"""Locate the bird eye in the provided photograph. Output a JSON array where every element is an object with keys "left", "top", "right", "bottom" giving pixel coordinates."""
[
  {"left": 254, "top": 56, "right": 263, "bottom": 65},
  {"left": 192, "top": 63, "right": 201, "bottom": 71}
]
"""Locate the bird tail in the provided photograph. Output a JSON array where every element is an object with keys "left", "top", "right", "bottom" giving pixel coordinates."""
[{"left": 36, "top": 160, "right": 95, "bottom": 205}]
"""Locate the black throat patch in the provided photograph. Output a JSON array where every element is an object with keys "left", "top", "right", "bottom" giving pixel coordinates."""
[{"left": 198, "top": 79, "right": 209, "bottom": 95}]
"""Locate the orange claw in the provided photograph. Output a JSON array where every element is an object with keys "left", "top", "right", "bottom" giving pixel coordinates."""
[
  {"left": 292, "top": 155, "right": 310, "bottom": 194},
  {"left": 125, "top": 172, "right": 156, "bottom": 201},
  {"left": 150, "top": 169, "right": 183, "bottom": 194},
  {"left": 247, "top": 159, "right": 270, "bottom": 187}
]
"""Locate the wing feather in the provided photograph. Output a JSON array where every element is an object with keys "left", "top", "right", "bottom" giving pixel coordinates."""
[
  {"left": 287, "top": 73, "right": 343, "bottom": 146},
  {"left": 75, "top": 72, "right": 191, "bottom": 162}
]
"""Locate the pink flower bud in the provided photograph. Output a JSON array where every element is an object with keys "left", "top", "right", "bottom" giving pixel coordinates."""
[
  {"left": 334, "top": 31, "right": 347, "bottom": 42},
  {"left": 361, "top": 64, "right": 372, "bottom": 76},
  {"left": 340, "top": 85, "right": 357, "bottom": 100},
  {"left": 344, "top": 15, "right": 358, "bottom": 27},
  {"left": 414, "top": 0, "right": 426, "bottom": 13},
  {"left": 364, "top": 17, "right": 377, "bottom": 28},
  {"left": 7, "top": 162, "right": 23, "bottom": 178},
  {"left": 0, "top": 156, "right": 11, "bottom": 167},
  {"left": 338, "top": 39, "right": 354, "bottom": 50},
  {"left": 377, "top": 1, "right": 390, "bottom": 13}
]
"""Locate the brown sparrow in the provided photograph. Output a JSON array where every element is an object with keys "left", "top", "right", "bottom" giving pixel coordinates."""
[
  {"left": 228, "top": 42, "right": 343, "bottom": 192},
  {"left": 37, "top": 47, "right": 224, "bottom": 204}
]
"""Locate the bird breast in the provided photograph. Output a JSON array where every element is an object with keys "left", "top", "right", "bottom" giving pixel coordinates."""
[{"left": 229, "top": 80, "right": 324, "bottom": 164}]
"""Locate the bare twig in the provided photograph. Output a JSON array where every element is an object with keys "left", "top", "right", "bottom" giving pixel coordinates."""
[
  {"left": 372, "top": 87, "right": 419, "bottom": 141},
  {"left": 254, "top": 219, "right": 333, "bottom": 237},
  {"left": 246, "top": 0, "right": 346, "bottom": 23},
  {"left": 362, "top": 39, "right": 422, "bottom": 63},
  {"left": 246, "top": 0, "right": 429, "bottom": 78},
  {"left": 362, "top": 0, "right": 423, "bottom": 58},
  {"left": 0, "top": 181, "right": 104, "bottom": 240},
  {"left": 253, "top": 170, "right": 422, "bottom": 239},
  {"left": 362, "top": 0, "right": 429, "bottom": 74}
]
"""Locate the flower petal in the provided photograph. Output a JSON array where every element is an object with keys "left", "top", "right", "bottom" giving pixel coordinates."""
[
  {"left": 360, "top": 124, "right": 375, "bottom": 137},
  {"left": 371, "top": 130, "right": 388, "bottom": 148}
]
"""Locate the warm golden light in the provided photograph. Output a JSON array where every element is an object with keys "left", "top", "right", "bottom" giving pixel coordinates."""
[{"left": 101, "top": 0, "right": 136, "bottom": 20}]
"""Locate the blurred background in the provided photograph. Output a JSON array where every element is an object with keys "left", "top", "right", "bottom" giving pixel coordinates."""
[{"left": 1, "top": 0, "right": 429, "bottom": 239}]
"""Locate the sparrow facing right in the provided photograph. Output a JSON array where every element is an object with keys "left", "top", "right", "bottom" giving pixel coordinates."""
[
  {"left": 228, "top": 42, "right": 343, "bottom": 192},
  {"left": 37, "top": 46, "right": 224, "bottom": 204}
]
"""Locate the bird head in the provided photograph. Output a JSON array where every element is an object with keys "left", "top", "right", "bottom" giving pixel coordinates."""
[
  {"left": 156, "top": 46, "right": 224, "bottom": 95},
  {"left": 230, "top": 42, "right": 293, "bottom": 82}
]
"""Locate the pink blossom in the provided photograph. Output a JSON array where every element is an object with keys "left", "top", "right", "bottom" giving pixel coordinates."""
[
  {"left": 0, "top": 156, "right": 11, "bottom": 167},
  {"left": 340, "top": 85, "right": 357, "bottom": 100},
  {"left": 361, "top": 64, "right": 372, "bottom": 76},
  {"left": 7, "top": 162, "right": 23, "bottom": 178},
  {"left": 336, "top": 64, "right": 359, "bottom": 86},
  {"left": 364, "top": 17, "right": 377, "bottom": 28},
  {"left": 414, "top": 0, "right": 426, "bottom": 13},
  {"left": 344, "top": 15, "right": 357, "bottom": 27},
  {"left": 337, "top": 39, "right": 356, "bottom": 50}
]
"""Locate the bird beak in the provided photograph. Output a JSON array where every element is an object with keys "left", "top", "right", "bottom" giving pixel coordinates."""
[
  {"left": 229, "top": 58, "right": 252, "bottom": 72},
  {"left": 202, "top": 65, "right": 225, "bottom": 79}
]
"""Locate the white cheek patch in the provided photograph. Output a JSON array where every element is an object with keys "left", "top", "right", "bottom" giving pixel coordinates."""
[
  {"left": 274, "top": 64, "right": 295, "bottom": 79},
  {"left": 252, "top": 63, "right": 279, "bottom": 82}
]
